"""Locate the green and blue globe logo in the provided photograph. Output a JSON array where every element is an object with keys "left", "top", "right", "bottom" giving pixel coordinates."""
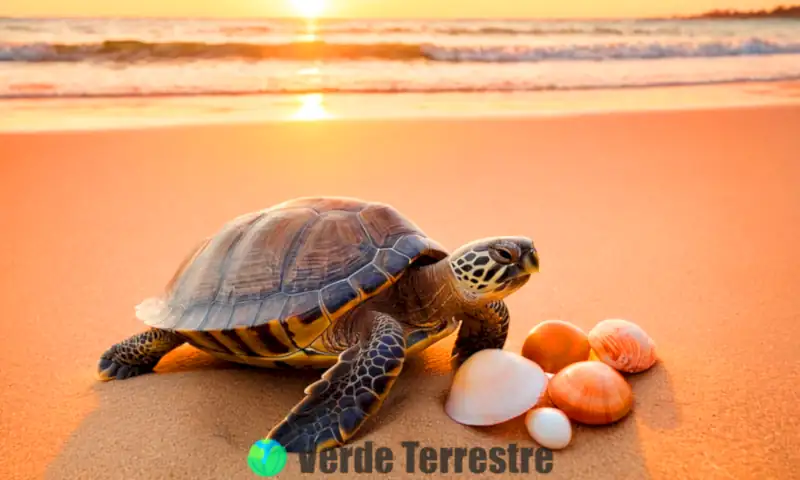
[{"left": 247, "top": 438, "right": 287, "bottom": 477}]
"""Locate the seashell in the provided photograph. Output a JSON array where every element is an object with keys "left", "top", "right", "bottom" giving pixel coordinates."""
[
  {"left": 445, "top": 349, "right": 548, "bottom": 426},
  {"left": 588, "top": 319, "right": 657, "bottom": 373},
  {"left": 548, "top": 361, "right": 633, "bottom": 425},
  {"left": 521, "top": 320, "right": 591, "bottom": 374},
  {"left": 534, "top": 387, "right": 553, "bottom": 408},
  {"left": 525, "top": 407, "right": 573, "bottom": 450},
  {"left": 534, "top": 373, "right": 555, "bottom": 408}
]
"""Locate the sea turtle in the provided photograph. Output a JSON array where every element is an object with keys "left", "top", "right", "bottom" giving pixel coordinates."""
[{"left": 97, "top": 196, "right": 539, "bottom": 453}]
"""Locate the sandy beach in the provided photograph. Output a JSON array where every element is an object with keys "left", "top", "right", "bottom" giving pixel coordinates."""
[{"left": 1, "top": 104, "right": 799, "bottom": 479}]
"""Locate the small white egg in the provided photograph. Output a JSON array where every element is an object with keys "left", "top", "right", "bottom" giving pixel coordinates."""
[{"left": 524, "top": 407, "right": 573, "bottom": 450}]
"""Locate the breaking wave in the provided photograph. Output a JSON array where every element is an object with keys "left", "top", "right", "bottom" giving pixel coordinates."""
[
  {"left": 1, "top": 37, "right": 800, "bottom": 63},
  {"left": 4, "top": 73, "right": 800, "bottom": 99},
  {"left": 217, "top": 24, "right": 683, "bottom": 36}
]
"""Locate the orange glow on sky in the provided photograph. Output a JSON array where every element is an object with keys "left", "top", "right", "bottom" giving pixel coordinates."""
[{"left": 0, "top": 0, "right": 786, "bottom": 18}]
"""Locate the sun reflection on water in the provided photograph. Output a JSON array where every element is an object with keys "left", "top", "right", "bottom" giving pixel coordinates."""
[
  {"left": 297, "top": 66, "right": 320, "bottom": 76},
  {"left": 290, "top": 93, "right": 332, "bottom": 121},
  {"left": 299, "top": 19, "right": 318, "bottom": 42}
]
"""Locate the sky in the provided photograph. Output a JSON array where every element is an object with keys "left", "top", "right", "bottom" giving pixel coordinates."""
[{"left": 0, "top": 0, "right": 786, "bottom": 19}]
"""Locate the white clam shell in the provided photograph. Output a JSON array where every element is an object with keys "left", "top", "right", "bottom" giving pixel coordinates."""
[
  {"left": 445, "top": 349, "right": 548, "bottom": 426},
  {"left": 525, "top": 407, "right": 573, "bottom": 450},
  {"left": 588, "top": 319, "right": 657, "bottom": 373}
]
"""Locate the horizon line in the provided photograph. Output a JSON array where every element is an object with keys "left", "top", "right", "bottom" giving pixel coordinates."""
[
  {"left": 2, "top": 3, "right": 796, "bottom": 22},
  {"left": 0, "top": 13, "right": 736, "bottom": 21}
]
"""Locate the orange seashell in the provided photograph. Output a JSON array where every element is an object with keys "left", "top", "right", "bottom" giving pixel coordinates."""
[
  {"left": 588, "top": 319, "right": 657, "bottom": 373},
  {"left": 521, "top": 320, "right": 591, "bottom": 374},
  {"left": 547, "top": 361, "right": 633, "bottom": 425}
]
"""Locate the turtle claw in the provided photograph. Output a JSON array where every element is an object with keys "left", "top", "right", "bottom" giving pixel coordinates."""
[
  {"left": 97, "top": 356, "right": 155, "bottom": 381},
  {"left": 96, "top": 329, "right": 185, "bottom": 382}
]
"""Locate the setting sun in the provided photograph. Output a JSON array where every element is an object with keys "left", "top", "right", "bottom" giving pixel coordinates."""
[
  {"left": 290, "top": 0, "right": 326, "bottom": 18},
  {"left": 290, "top": 94, "right": 332, "bottom": 121}
]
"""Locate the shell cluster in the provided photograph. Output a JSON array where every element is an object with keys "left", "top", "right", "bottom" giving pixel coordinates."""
[{"left": 445, "top": 318, "right": 658, "bottom": 450}]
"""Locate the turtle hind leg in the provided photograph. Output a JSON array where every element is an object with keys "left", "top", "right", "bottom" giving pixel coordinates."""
[
  {"left": 267, "top": 312, "right": 406, "bottom": 453},
  {"left": 97, "top": 328, "right": 185, "bottom": 381}
]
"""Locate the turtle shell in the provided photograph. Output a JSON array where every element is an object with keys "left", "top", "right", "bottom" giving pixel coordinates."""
[{"left": 137, "top": 197, "right": 447, "bottom": 358}]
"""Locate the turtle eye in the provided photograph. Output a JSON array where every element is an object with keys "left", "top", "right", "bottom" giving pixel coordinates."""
[{"left": 489, "top": 245, "right": 516, "bottom": 265}]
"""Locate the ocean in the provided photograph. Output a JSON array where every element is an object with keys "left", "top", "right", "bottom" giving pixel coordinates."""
[{"left": 1, "top": 16, "right": 799, "bottom": 129}]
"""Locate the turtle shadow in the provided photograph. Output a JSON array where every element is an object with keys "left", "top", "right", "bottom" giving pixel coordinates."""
[
  {"left": 45, "top": 337, "right": 680, "bottom": 480},
  {"left": 44, "top": 342, "right": 457, "bottom": 480},
  {"left": 44, "top": 346, "right": 326, "bottom": 480}
]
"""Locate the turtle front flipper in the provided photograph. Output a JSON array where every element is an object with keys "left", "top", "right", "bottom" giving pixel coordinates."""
[
  {"left": 97, "top": 328, "right": 185, "bottom": 381},
  {"left": 452, "top": 300, "right": 510, "bottom": 362},
  {"left": 266, "top": 312, "right": 406, "bottom": 453}
]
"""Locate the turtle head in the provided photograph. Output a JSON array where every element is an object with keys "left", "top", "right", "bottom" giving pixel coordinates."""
[{"left": 448, "top": 236, "right": 539, "bottom": 303}]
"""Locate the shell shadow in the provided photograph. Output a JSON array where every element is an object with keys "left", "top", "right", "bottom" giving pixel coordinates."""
[
  {"left": 432, "top": 361, "right": 659, "bottom": 480},
  {"left": 625, "top": 360, "right": 682, "bottom": 431}
]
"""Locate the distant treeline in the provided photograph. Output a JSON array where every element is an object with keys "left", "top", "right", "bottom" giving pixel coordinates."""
[{"left": 680, "top": 5, "right": 800, "bottom": 19}]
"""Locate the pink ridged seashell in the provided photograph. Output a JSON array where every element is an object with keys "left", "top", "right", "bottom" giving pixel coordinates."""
[{"left": 588, "top": 319, "right": 657, "bottom": 373}]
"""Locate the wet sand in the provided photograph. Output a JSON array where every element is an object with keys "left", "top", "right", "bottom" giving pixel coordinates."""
[{"left": 1, "top": 105, "right": 799, "bottom": 479}]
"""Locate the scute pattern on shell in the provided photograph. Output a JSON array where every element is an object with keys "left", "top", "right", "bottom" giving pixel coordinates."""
[{"left": 137, "top": 198, "right": 448, "bottom": 352}]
